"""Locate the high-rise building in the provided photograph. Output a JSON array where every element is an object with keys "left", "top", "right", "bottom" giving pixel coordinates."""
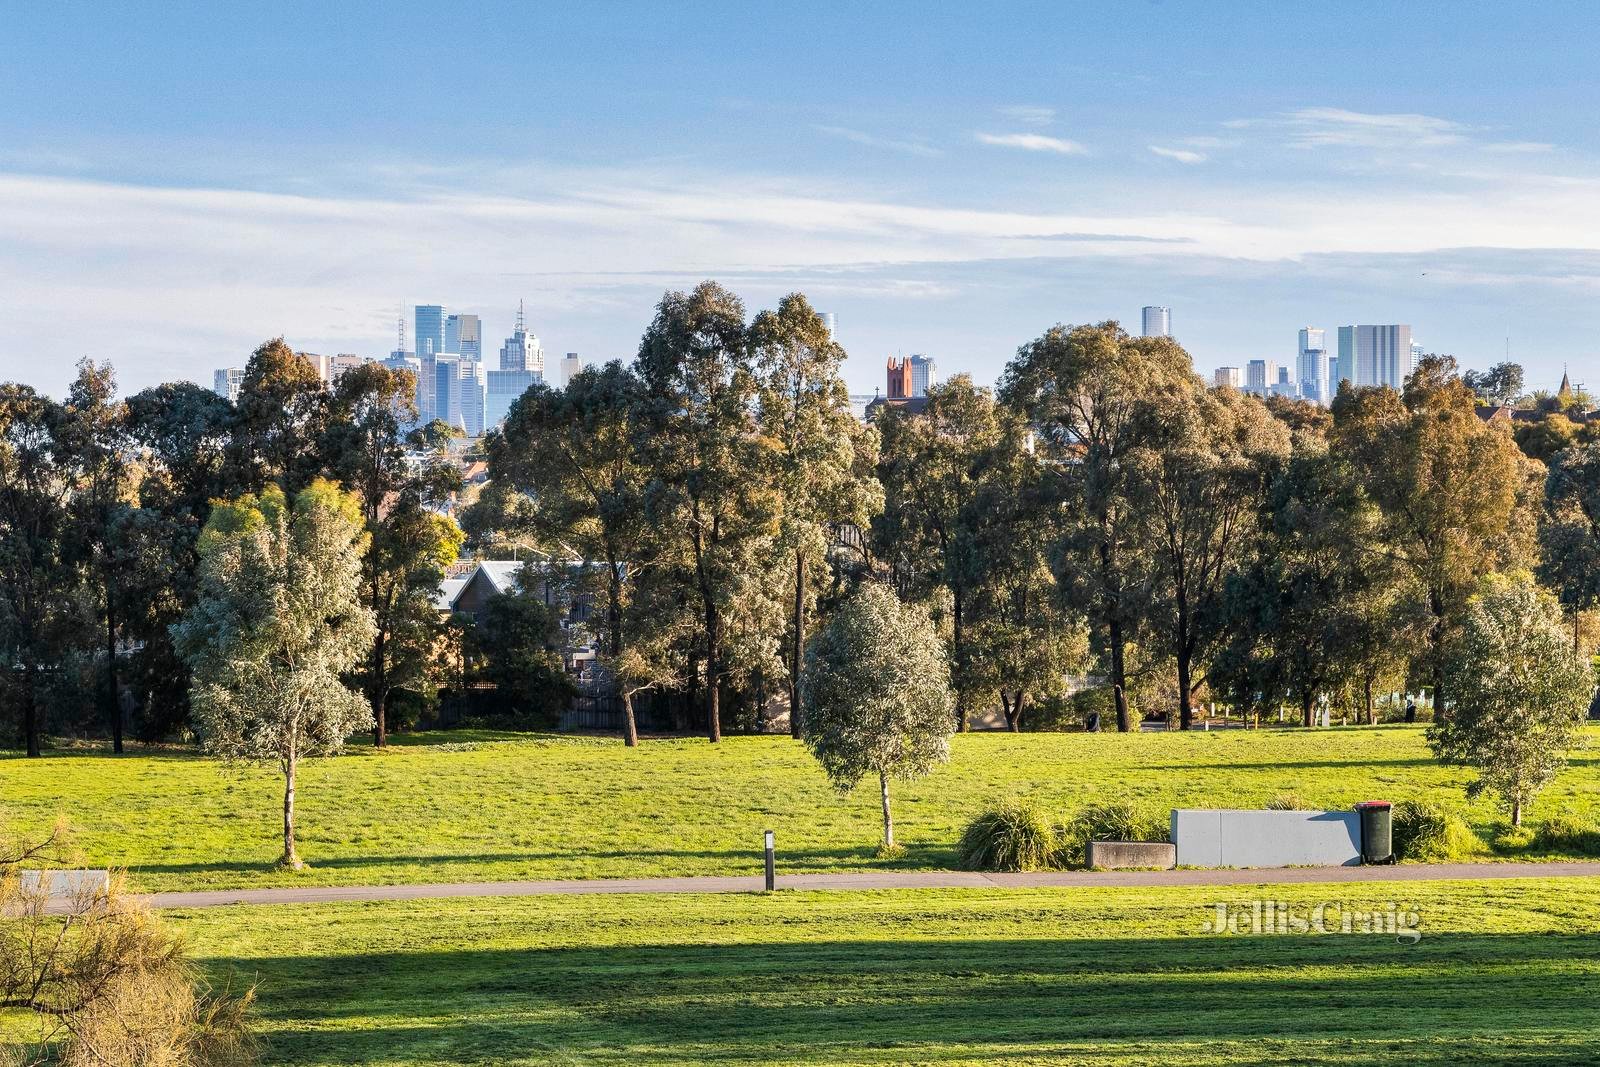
[
  {"left": 456, "top": 359, "right": 487, "bottom": 438},
  {"left": 1297, "top": 327, "right": 1330, "bottom": 405},
  {"left": 1245, "top": 359, "right": 1277, "bottom": 394},
  {"left": 487, "top": 368, "right": 541, "bottom": 429},
  {"left": 909, "top": 354, "right": 936, "bottom": 396},
  {"left": 415, "top": 305, "right": 446, "bottom": 422},
  {"left": 499, "top": 302, "right": 544, "bottom": 375},
  {"left": 818, "top": 311, "right": 837, "bottom": 339},
  {"left": 433, "top": 355, "right": 460, "bottom": 433},
  {"left": 558, "top": 352, "right": 582, "bottom": 388},
  {"left": 213, "top": 367, "right": 245, "bottom": 403},
  {"left": 446, "top": 314, "right": 482, "bottom": 360},
  {"left": 1337, "top": 325, "right": 1414, "bottom": 390},
  {"left": 1142, "top": 305, "right": 1171, "bottom": 338},
  {"left": 382, "top": 353, "right": 423, "bottom": 423},
  {"left": 1214, "top": 366, "right": 1241, "bottom": 388}
]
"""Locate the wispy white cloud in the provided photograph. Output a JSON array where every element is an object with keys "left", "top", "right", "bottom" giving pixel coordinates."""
[
  {"left": 976, "top": 132, "right": 1087, "bottom": 154},
  {"left": 813, "top": 125, "right": 942, "bottom": 157},
  {"left": 996, "top": 105, "right": 1055, "bottom": 127},
  {"left": 1150, "top": 146, "right": 1206, "bottom": 164}
]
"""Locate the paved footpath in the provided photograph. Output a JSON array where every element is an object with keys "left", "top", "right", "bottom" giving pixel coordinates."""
[{"left": 134, "top": 860, "right": 1600, "bottom": 910}]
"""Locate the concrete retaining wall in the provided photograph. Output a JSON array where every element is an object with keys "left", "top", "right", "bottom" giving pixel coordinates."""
[
  {"left": 1171, "top": 809, "right": 1361, "bottom": 868},
  {"left": 1085, "top": 840, "right": 1177, "bottom": 870}
]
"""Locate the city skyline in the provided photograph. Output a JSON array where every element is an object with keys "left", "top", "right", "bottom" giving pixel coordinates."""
[{"left": 9, "top": 4, "right": 1600, "bottom": 397}]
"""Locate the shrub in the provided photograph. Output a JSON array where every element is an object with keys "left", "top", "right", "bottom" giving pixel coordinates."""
[
  {"left": 1063, "top": 797, "right": 1167, "bottom": 866},
  {"left": 958, "top": 798, "right": 1063, "bottom": 871},
  {"left": 1533, "top": 814, "right": 1600, "bottom": 856},
  {"left": 1392, "top": 799, "right": 1484, "bottom": 862},
  {"left": 1265, "top": 792, "right": 1309, "bottom": 810},
  {"left": 1492, "top": 824, "right": 1536, "bottom": 852}
]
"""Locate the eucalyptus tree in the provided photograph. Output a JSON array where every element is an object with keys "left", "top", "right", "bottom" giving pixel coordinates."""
[
  {"left": 999, "top": 322, "right": 1192, "bottom": 731},
  {"left": 228, "top": 337, "right": 330, "bottom": 492},
  {"left": 489, "top": 361, "right": 661, "bottom": 745},
  {"left": 325, "top": 362, "right": 463, "bottom": 746},
  {"left": 174, "top": 479, "right": 376, "bottom": 868},
  {"left": 121, "top": 381, "right": 239, "bottom": 739},
  {"left": 1540, "top": 440, "right": 1600, "bottom": 650},
  {"left": 636, "top": 282, "right": 778, "bottom": 742},
  {"left": 1334, "top": 358, "right": 1540, "bottom": 712},
  {"left": 872, "top": 376, "right": 1006, "bottom": 730},
  {"left": 1131, "top": 384, "right": 1290, "bottom": 728},
  {"left": 59, "top": 359, "right": 134, "bottom": 751},
  {"left": 0, "top": 385, "right": 74, "bottom": 757},
  {"left": 750, "top": 293, "right": 883, "bottom": 737}
]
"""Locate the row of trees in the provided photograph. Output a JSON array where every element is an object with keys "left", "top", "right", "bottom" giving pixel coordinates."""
[
  {"left": 6, "top": 282, "right": 1600, "bottom": 761},
  {"left": 489, "top": 289, "right": 1597, "bottom": 741},
  {"left": 0, "top": 343, "right": 464, "bottom": 759}
]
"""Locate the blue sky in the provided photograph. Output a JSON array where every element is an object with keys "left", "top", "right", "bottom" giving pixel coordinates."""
[{"left": 5, "top": 1, "right": 1600, "bottom": 396}]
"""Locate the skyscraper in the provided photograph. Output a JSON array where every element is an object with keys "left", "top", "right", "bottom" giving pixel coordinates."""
[
  {"left": 487, "top": 368, "right": 540, "bottom": 429},
  {"left": 415, "top": 304, "right": 446, "bottom": 422},
  {"left": 1214, "top": 366, "right": 1241, "bottom": 388},
  {"left": 213, "top": 367, "right": 244, "bottom": 403},
  {"left": 909, "top": 354, "right": 936, "bottom": 396},
  {"left": 1245, "top": 359, "right": 1277, "bottom": 394},
  {"left": 446, "top": 313, "right": 481, "bottom": 360},
  {"left": 1337, "top": 325, "right": 1414, "bottom": 390},
  {"left": 559, "top": 352, "right": 582, "bottom": 388},
  {"left": 818, "top": 311, "right": 837, "bottom": 339},
  {"left": 1142, "top": 306, "right": 1171, "bottom": 338},
  {"left": 456, "top": 359, "right": 487, "bottom": 438},
  {"left": 1297, "top": 327, "right": 1330, "bottom": 405},
  {"left": 499, "top": 302, "right": 544, "bottom": 375}
]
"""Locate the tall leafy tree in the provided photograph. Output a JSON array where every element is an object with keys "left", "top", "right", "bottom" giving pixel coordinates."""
[
  {"left": 59, "top": 359, "right": 134, "bottom": 752},
  {"left": 1000, "top": 322, "right": 1190, "bottom": 731},
  {"left": 1432, "top": 572, "right": 1592, "bottom": 825},
  {"left": 1540, "top": 440, "right": 1600, "bottom": 650},
  {"left": 872, "top": 376, "right": 1005, "bottom": 730},
  {"left": 121, "top": 381, "right": 240, "bottom": 739},
  {"left": 0, "top": 385, "right": 74, "bottom": 757},
  {"left": 325, "top": 362, "right": 463, "bottom": 746},
  {"left": 1334, "top": 359, "right": 1540, "bottom": 712},
  {"left": 229, "top": 338, "right": 329, "bottom": 492},
  {"left": 637, "top": 282, "right": 778, "bottom": 742},
  {"left": 750, "top": 293, "right": 883, "bottom": 737},
  {"left": 173, "top": 480, "right": 376, "bottom": 868},
  {"left": 1132, "top": 385, "right": 1290, "bottom": 728},
  {"left": 489, "top": 363, "right": 658, "bottom": 744}
]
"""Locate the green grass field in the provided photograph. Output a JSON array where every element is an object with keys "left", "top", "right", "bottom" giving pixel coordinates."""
[
  {"left": 151, "top": 878, "right": 1600, "bottom": 1065},
  {"left": 3, "top": 726, "right": 1598, "bottom": 892}
]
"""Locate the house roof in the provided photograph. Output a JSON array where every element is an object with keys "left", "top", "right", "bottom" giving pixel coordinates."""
[{"left": 434, "top": 577, "right": 469, "bottom": 612}]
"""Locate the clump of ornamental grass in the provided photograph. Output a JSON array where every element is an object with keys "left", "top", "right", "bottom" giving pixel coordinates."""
[
  {"left": 957, "top": 798, "right": 1063, "bottom": 872},
  {"left": 1392, "top": 799, "right": 1484, "bottom": 862},
  {"left": 1061, "top": 797, "right": 1168, "bottom": 867}
]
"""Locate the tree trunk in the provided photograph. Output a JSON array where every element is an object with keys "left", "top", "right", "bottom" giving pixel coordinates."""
[
  {"left": 952, "top": 586, "right": 967, "bottom": 732},
  {"left": 790, "top": 549, "right": 804, "bottom": 739},
  {"left": 23, "top": 666, "right": 40, "bottom": 758},
  {"left": 1176, "top": 650, "right": 1194, "bottom": 731},
  {"left": 1429, "top": 590, "right": 1446, "bottom": 721},
  {"left": 622, "top": 690, "right": 639, "bottom": 748},
  {"left": 371, "top": 630, "right": 387, "bottom": 748},
  {"left": 879, "top": 769, "right": 894, "bottom": 850},
  {"left": 1302, "top": 690, "right": 1314, "bottom": 728},
  {"left": 705, "top": 607, "right": 722, "bottom": 744},
  {"left": 1110, "top": 619, "right": 1131, "bottom": 732},
  {"left": 106, "top": 590, "right": 123, "bottom": 754},
  {"left": 281, "top": 747, "right": 302, "bottom": 869},
  {"left": 1012, "top": 691, "right": 1025, "bottom": 732},
  {"left": 1364, "top": 676, "right": 1376, "bottom": 726},
  {"left": 1511, "top": 797, "right": 1522, "bottom": 828}
]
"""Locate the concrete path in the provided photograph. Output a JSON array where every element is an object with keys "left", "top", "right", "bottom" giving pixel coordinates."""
[{"left": 133, "top": 860, "right": 1600, "bottom": 911}]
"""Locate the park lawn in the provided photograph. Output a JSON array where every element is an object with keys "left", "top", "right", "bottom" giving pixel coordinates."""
[
  {"left": 2, "top": 726, "right": 1598, "bottom": 892},
  {"left": 162, "top": 877, "right": 1600, "bottom": 1066}
]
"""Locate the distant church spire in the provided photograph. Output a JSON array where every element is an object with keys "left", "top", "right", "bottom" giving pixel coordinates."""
[{"left": 1560, "top": 363, "right": 1573, "bottom": 399}]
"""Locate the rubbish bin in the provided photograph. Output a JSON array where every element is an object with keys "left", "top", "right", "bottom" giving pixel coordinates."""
[{"left": 1355, "top": 801, "right": 1393, "bottom": 864}]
